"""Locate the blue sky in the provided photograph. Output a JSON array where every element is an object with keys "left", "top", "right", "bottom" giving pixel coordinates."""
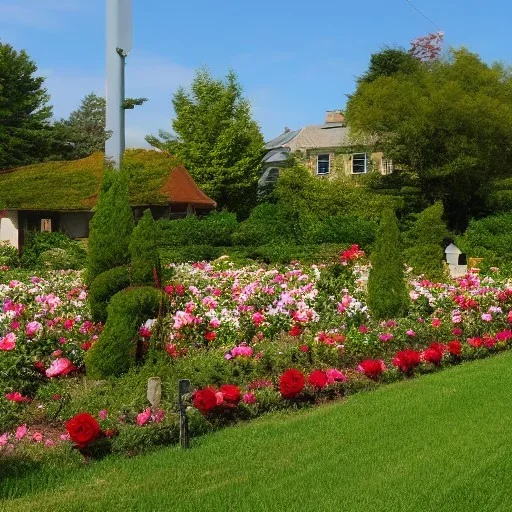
[{"left": 0, "top": 0, "right": 510, "bottom": 147}]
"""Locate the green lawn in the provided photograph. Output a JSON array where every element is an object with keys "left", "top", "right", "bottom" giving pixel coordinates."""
[{"left": 3, "top": 352, "right": 512, "bottom": 512}]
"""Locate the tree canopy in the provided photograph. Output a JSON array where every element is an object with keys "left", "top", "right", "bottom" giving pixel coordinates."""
[
  {"left": 346, "top": 47, "right": 512, "bottom": 231},
  {"left": 0, "top": 42, "right": 53, "bottom": 169},
  {"left": 52, "top": 93, "right": 109, "bottom": 160},
  {"left": 146, "top": 69, "right": 264, "bottom": 219}
]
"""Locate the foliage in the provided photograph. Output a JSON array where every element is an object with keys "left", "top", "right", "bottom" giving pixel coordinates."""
[
  {"left": 358, "top": 47, "right": 420, "bottom": 83},
  {"left": 346, "top": 48, "right": 512, "bottom": 231},
  {"left": 51, "top": 93, "right": 109, "bottom": 161},
  {"left": 158, "top": 212, "right": 239, "bottom": 247},
  {"left": 232, "top": 203, "right": 283, "bottom": 246},
  {"left": 86, "top": 169, "right": 134, "bottom": 285},
  {"left": 146, "top": 68, "right": 265, "bottom": 218},
  {"left": 0, "top": 241, "right": 19, "bottom": 267},
  {"left": 457, "top": 213, "right": 512, "bottom": 261},
  {"left": 0, "top": 150, "right": 179, "bottom": 210},
  {"left": 20, "top": 232, "right": 84, "bottom": 269},
  {"left": 404, "top": 244, "right": 447, "bottom": 281},
  {"left": 307, "top": 215, "right": 377, "bottom": 247},
  {"left": 367, "top": 209, "right": 409, "bottom": 319},
  {"left": 0, "top": 42, "right": 53, "bottom": 169},
  {"left": 121, "top": 97, "right": 148, "bottom": 110},
  {"left": 130, "top": 209, "right": 161, "bottom": 286},
  {"left": 88, "top": 266, "right": 131, "bottom": 324},
  {"left": 84, "top": 287, "right": 164, "bottom": 379}
]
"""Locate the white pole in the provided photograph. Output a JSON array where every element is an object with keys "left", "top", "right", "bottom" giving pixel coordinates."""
[{"left": 105, "top": 0, "right": 131, "bottom": 170}]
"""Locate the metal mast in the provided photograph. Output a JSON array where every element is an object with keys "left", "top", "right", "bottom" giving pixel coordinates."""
[{"left": 105, "top": 0, "right": 133, "bottom": 169}]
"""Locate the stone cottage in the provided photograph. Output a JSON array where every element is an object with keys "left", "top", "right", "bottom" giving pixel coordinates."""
[{"left": 259, "top": 110, "right": 393, "bottom": 188}]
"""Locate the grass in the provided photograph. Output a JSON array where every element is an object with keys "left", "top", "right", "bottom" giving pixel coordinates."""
[{"left": 3, "top": 352, "right": 512, "bottom": 512}]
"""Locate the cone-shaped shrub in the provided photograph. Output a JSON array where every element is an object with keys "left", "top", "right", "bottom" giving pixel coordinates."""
[
  {"left": 88, "top": 266, "right": 131, "bottom": 323},
  {"left": 367, "top": 208, "right": 409, "bottom": 320},
  {"left": 86, "top": 168, "right": 134, "bottom": 285},
  {"left": 129, "top": 209, "right": 161, "bottom": 286},
  {"left": 85, "top": 286, "right": 164, "bottom": 379}
]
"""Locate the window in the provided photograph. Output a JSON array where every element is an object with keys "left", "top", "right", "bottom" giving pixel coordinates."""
[
  {"left": 352, "top": 153, "right": 367, "bottom": 174},
  {"left": 317, "top": 154, "right": 330, "bottom": 175},
  {"left": 266, "top": 168, "right": 280, "bottom": 183},
  {"left": 41, "top": 219, "right": 52, "bottom": 232},
  {"left": 381, "top": 158, "right": 394, "bottom": 175}
]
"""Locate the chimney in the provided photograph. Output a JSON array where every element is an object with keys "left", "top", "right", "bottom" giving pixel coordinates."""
[{"left": 325, "top": 110, "right": 345, "bottom": 124}]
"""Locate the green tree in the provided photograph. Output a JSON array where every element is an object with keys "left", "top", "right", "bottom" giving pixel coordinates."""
[
  {"left": 52, "top": 92, "right": 108, "bottom": 160},
  {"left": 346, "top": 48, "right": 512, "bottom": 231},
  {"left": 0, "top": 42, "right": 53, "bottom": 168},
  {"left": 359, "top": 48, "right": 420, "bottom": 84},
  {"left": 367, "top": 209, "right": 409, "bottom": 320},
  {"left": 146, "top": 69, "right": 264, "bottom": 218},
  {"left": 129, "top": 209, "right": 161, "bottom": 286},
  {"left": 86, "top": 168, "right": 135, "bottom": 285}
]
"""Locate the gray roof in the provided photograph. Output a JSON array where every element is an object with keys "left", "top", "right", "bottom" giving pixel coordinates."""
[
  {"left": 262, "top": 148, "right": 290, "bottom": 164},
  {"left": 265, "top": 125, "right": 376, "bottom": 153}
]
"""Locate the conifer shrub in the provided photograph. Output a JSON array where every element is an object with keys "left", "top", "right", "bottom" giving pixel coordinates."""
[
  {"left": 85, "top": 286, "right": 164, "bottom": 379},
  {"left": 88, "top": 266, "right": 131, "bottom": 323},
  {"left": 86, "top": 169, "right": 134, "bottom": 285},
  {"left": 129, "top": 209, "right": 161, "bottom": 286},
  {"left": 403, "top": 201, "right": 451, "bottom": 279},
  {"left": 367, "top": 208, "right": 409, "bottom": 320}
]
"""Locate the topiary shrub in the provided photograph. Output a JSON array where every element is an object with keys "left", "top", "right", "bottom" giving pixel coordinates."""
[
  {"left": 85, "top": 286, "right": 164, "bottom": 379},
  {"left": 367, "top": 208, "right": 409, "bottom": 320},
  {"left": 86, "top": 169, "right": 134, "bottom": 285},
  {"left": 232, "top": 203, "right": 284, "bottom": 246},
  {"left": 130, "top": 209, "right": 161, "bottom": 286},
  {"left": 88, "top": 266, "right": 131, "bottom": 323},
  {"left": 404, "top": 244, "right": 447, "bottom": 281}
]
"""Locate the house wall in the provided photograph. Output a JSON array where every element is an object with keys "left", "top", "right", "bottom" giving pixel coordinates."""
[
  {"left": 0, "top": 211, "right": 19, "bottom": 249},
  {"left": 59, "top": 212, "right": 91, "bottom": 238},
  {"left": 305, "top": 151, "right": 386, "bottom": 178}
]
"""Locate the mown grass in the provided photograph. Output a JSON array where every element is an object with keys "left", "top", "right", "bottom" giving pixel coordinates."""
[{"left": 3, "top": 352, "right": 512, "bottom": 512}]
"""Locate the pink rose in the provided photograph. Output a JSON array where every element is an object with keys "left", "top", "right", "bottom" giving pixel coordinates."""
[
  {"left": 326, "top": 368, "right": 347, "bottom": 384},
  {"left": 243, "top": 393, "right": 256, "bottom": 404},
  {"left": 25, "top": 321, "right": 42, "bottom": 337},
  {"left": 45, "top": 358, "right": 76, "bottom": 378},
  {"left": 32, "top": 432, "right": 43, "bottom": 443},
  {"left": 15, "top": 424, "right": 27, "bottom": 440},
  {"left": 98, "top": 409, "right": 108, "bottom": 420},
  {"left": 215, "top": 392, "right": 224, "bottom": 406},
  {"left": 252, "top": 312, "right": 265, "bottom": 326},
  {"left": 0, "top": 332, "right": 16, "bottom": 351},
  {"left": 0, "top": 434, "right": 8, "bottom": 446},
  {"left": 136, "top": 408, "right": 152, "bottom": 426}
]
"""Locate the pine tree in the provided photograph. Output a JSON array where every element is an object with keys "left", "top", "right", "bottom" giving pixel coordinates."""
[
  {"left": 86, "top": 168, "right": 134, "bottom": 285},
  {"left": 0, "top": 42, "right": 53, "bottom": 168},
  {"left": 367, "top": 209, "right": 409, "bottom": 319},
  {"left": 146, "top": 68, "right": 264, "bottom": 219}
]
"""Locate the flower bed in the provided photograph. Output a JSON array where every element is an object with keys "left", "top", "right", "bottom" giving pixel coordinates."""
[{"left": 1, "top": 258, "right": 512, "bottom": 459}]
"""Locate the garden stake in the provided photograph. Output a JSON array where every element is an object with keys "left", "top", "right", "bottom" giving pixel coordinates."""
[{"left": 178, "top": 379, "right": 191, "bottom": 449}]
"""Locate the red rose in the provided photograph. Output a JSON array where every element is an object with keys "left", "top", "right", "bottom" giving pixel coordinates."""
[
  {"left": 447, "top": 340, "right": 462, "bottom": 356},
  {"left": 358, "top": 359, "right": 386, "bottom": 380},
  {"left": 220, "top": 384, "right": 241, "bottom": 405},
  {"left": 308, "top": 370, "right": 328, "bottom": 389},
  {"left": 393, "top": 349, "right": 422, "bottom": 373},
  {"left": 204, "top": 331, "right": 217, "bottom": 342},
  {"left": 289, "top": 324, "right": 302, "bottom": 337},
  {"left": 422, "top": 348, "right": 443, "bottom": 365},
  {"left": 193, "top": 387, "right": 217, "bottom": 414},
  {"left": 299, "top": 345, "right": 309, "bottom": 353},
  {"left": 65, "top": 412, "right": 101, "bottom": 448},
  {"left": 279, "top": 368, "right": 305, "bottom": 399}
]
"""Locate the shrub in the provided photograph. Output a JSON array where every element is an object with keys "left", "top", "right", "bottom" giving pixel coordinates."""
[
  {"left": 232, "top": 203, "right": 284, "bottom": 246},
  {"left": 20, "top": 231, "right": 75, "bottom": 268},
  {"left": 403, "top": 201, "right": 451, "bottom": 248},
  {"left": 86, "top": 169, "right": 134, "bottom": 285},
  {"left": 39, "top": 242, "right": 87, "bottom": 270},
  {"left": 158, "top": 212, "right": 239, "bottom": 248},
  {"left": 457, "top": 213, "right": 512, "bottom": 257},
  {"left": 367, "top": 209, "right": 409, "bottom": 320},
  {"left": 85, "top": 287, "right": 164, "bottom": 379},
  {"left": 0, "top": 241, "right": 19, "bottom": 267},
  {"left": 404, "top": 244, "right": 447, "bottom": 281},
  {"left": 307, "top": 215, "right": 377, "bottom": 247},
  {"left": 130, "top": 209, "right": 161, "bottom": 286},
  {"left": 88, "top": 266, "right": 131, "bottom": 323}
]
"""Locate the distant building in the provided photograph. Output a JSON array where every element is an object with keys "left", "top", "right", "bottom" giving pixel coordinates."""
[
  {"left": 0, "top": 150, "right": 216, "bottom": 250},
  {"left": 259, "top": 110, "right": 393, "bottom": 189}
]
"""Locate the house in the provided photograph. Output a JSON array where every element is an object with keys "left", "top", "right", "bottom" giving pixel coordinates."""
[
  {"left": 259, "top": 110, "right": 393, "bottom": 188},
  {"left": 0, "top": 150, "right": 216, "bottom": 250}
]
